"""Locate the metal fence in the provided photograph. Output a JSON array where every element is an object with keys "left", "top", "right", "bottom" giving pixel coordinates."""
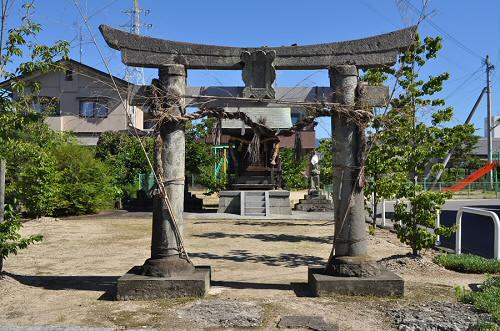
[{"left": 322, "top": 181, "right": 500, "bottom": 199}]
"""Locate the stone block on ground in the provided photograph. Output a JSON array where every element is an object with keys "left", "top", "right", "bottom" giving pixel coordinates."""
[
  {"left": 116, "top": 265, "right": 211, "bottom": 300},
  {"left": 294, "top": 193, "right": 334, "bottom": 212},
  {"left": 278, "top": 315, "right": 339, "bottom": 331},
  {"left": 177, "top": 300, "right": 263, "bottom": 328},
  {"left": 308, "top": 266, "right": 404, "bottom": 297}
]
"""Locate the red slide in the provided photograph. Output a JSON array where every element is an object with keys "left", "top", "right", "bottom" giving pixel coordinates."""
[{"left": 443, "top": 162, "right": 498, "bottom": 193}]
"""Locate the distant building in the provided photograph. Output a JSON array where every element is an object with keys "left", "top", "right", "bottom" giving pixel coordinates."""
[
  {"left": 472, "top": 116, "right": 500, "bottom": 160},
  {"left": 0, "top": 59, "right": 145, "bottom": 145}
]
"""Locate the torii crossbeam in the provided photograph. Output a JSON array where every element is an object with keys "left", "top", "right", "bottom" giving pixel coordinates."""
[{"left": 100, "top": 25, "right": 415, "bottom": 70}]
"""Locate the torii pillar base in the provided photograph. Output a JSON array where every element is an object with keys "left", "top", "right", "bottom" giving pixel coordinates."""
[
  {"left": 116, "top": 265, "right": 211, "bottom": 300},
  {"left": 307, "top": 265, "right": 403, "bottom": 297}
]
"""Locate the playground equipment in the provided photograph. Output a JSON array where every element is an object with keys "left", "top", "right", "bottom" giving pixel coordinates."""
[{"left": 442, "top": 162, "right": 498, "bottom": 193}]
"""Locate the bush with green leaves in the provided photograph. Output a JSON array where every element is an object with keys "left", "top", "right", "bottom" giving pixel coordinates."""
[
  {"left": 434, "top": 254, "right": 500, "bottom": 274},
  {"left": 52, "top": 143, "right": 117, "bottom": 215},
  {"left": 279, "top": 148, "right": 308, "bottom": 190},
  {"left": 0, "top": 205, "right": 43, "bottom": 273},
  {"left": 456, "top": 276, "right": 500, "bottom": 324},
  {"left": 185, "top": 119, "right": 228, "bottom": 193},
  {"left": 96, "top": 131, "right": 154, "bottom": 200},
  {"left": 394, "top": 191, "right": 455, "bottom": 255}
]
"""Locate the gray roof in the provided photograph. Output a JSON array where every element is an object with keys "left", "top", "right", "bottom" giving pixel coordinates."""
[
  {"left": 221, "top": 107, "right": 292, "bottom": 129},
  {"left": 473, "top": 138, "right": 500, "bottom": 157}
]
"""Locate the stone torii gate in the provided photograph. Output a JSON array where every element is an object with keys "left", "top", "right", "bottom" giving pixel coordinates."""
[{"left": 100, "top": 25, "right": 416, "bottom": 299}]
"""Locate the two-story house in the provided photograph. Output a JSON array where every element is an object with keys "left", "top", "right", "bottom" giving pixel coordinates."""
[{"left": 0, "top": 59, "right": 145, "bottom": 145}]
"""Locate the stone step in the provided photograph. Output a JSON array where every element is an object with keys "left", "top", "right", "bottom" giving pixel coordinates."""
[
  {"left": 299, "top": 198, "right": 332, "bottom": 204},
  {"left": 246, "top": 195, "right": 266, "bottom": 201},
  {"left": 246, "top": 202, "right": 266, "bottom": 208}
]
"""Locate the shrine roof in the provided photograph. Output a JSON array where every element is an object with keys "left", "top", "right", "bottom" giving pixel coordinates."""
[{"left": 221, "top": 107, "right": 292, "bottom": 130}]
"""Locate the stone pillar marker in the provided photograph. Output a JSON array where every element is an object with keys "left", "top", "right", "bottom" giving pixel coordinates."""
[{"left": 142, "top": 64, "right": 195, "bottom": 277}]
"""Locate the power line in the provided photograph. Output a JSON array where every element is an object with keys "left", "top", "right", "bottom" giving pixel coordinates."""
[{"left": 400, "top": 0, "right": 484, "bottom": 60}]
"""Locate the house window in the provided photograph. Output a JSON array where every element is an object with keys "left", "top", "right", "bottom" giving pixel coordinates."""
[
  {"left": 65, "top": 69, "right": 73, "bottom": 81},
  {"left": 32, "top": 96, "right": 60, "bottom": 115},
  {"left": 79, "top": 99, "right": 108, "bottom": 118}
]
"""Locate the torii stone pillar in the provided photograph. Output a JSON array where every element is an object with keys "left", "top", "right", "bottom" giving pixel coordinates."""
[
  {"left": 329, "top": 65, "right": 368, "bottom": 259},
  {"left": 142, "top": 64, "right": 195, "bottom": 277},
  {"left": 306, "top": 65, "right": 403, "bottom": 297},
  {"left": 116, "top": 65, "right": 210, "bottom": 300}
]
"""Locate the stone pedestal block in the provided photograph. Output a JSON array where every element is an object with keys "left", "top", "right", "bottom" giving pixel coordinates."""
[
  {"left": 217, "top": 190, "right": 292, "bottom": 215},
  {"left": 294, "top": 193, "right": 334, "bottom": 212},
  {"left": 116, "top": 265, "right": 211, "bottom": 300},
  {"left": 307, "top": 266, "right": 404, "bottom": 297}
]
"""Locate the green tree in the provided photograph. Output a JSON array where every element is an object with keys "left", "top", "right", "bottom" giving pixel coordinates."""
[
  {"left": 0, "top": 205, "right": 43, "bottom": 274},
  {"left": 0, "top": 1, "right": 69, "bottom": 217},
  {"left": 364, "top": 35, "right": 476, "bottom": 254},
  {"left": 317, "top": 138, "right": 333, "bottom": 187},
  {"left": 280, "top": 148, "right": 308, "bottom": 190},
  {"left": 96, "top": 131, "right": 154, "bottom": 200}
]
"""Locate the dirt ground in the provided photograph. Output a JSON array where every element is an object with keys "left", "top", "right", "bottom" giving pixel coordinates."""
[{"left": 0, "top": 211, "right": 486, "bottom": 330}]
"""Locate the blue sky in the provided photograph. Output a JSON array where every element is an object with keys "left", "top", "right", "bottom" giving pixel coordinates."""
[{"left": 8, "top": 0, "right": 500, "bottom": 139}]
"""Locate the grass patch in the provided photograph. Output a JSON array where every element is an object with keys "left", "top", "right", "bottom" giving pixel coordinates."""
[
  {"left": 456, "top": 276, "right": 500, "bottom": 323},
  {"left": 469, "top": 321, "right": 500, "bottom": 331},
  {"left": 433, "top": 254, "right": 500, "bottom": 274}
]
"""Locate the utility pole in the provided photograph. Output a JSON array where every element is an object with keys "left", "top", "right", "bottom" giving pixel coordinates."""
[
  {"left": 486, "top": 55, "right": 495, "bottom": 188},
  {"left": 0, "top": 159, "right": 5, "bottom": 223},
  {"left": 430, "top": 87, "right": 487, "bottom": 185}
]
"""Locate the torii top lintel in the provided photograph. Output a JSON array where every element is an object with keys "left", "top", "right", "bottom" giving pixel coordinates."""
[{"left": 99, "top": 25, "right": 416, "bottom": 70}]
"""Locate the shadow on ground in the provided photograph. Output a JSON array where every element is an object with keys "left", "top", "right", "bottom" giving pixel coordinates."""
[
  {"left": 5, "top": 273, "right": 118, "bottom": 300},
  {"left": 190, "top": 250, "right": 326, "bottom": 268},
  {"left": 193, "top": 232, "right": 334, "bottom": 244},
  {"left": 211, "top": 280, "right": 313, "bottom": 296},
  {"left": 192, "top": 221, "right": 330, "bottom": 227}
]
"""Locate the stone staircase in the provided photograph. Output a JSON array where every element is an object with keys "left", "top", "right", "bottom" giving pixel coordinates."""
[{"left": 242, "top": 191, "right": 269, "bottom": 216}]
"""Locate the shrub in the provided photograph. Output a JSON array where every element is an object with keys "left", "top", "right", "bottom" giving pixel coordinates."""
[
  {"left": 394, "top": 191, "right": 455, "bottom": 255},
  {"left": 456, "top": 276, "right": 500, "bottom": 323},
  {"left": 52, "top": 143, "right": 117, "bottom": 215},
  {"left": 434, "top": 254, "right": 500, "bottom": 274},
  {"left": 15, "top": 144, "right": 60, "bottom": 217}
]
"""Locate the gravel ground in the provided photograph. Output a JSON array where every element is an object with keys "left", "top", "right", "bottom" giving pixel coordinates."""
[
  {"left": 176, "top": 299, "right": 263, "bottom": 328},
  {"left": 379, "top": 254, "right": 445, "bottom": 274},
  {"left": 0, "top": 212, "right": 491, "bottom": 330},
  {"left": 388, "top": 301, "right": 496, "bottom": 331}
]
